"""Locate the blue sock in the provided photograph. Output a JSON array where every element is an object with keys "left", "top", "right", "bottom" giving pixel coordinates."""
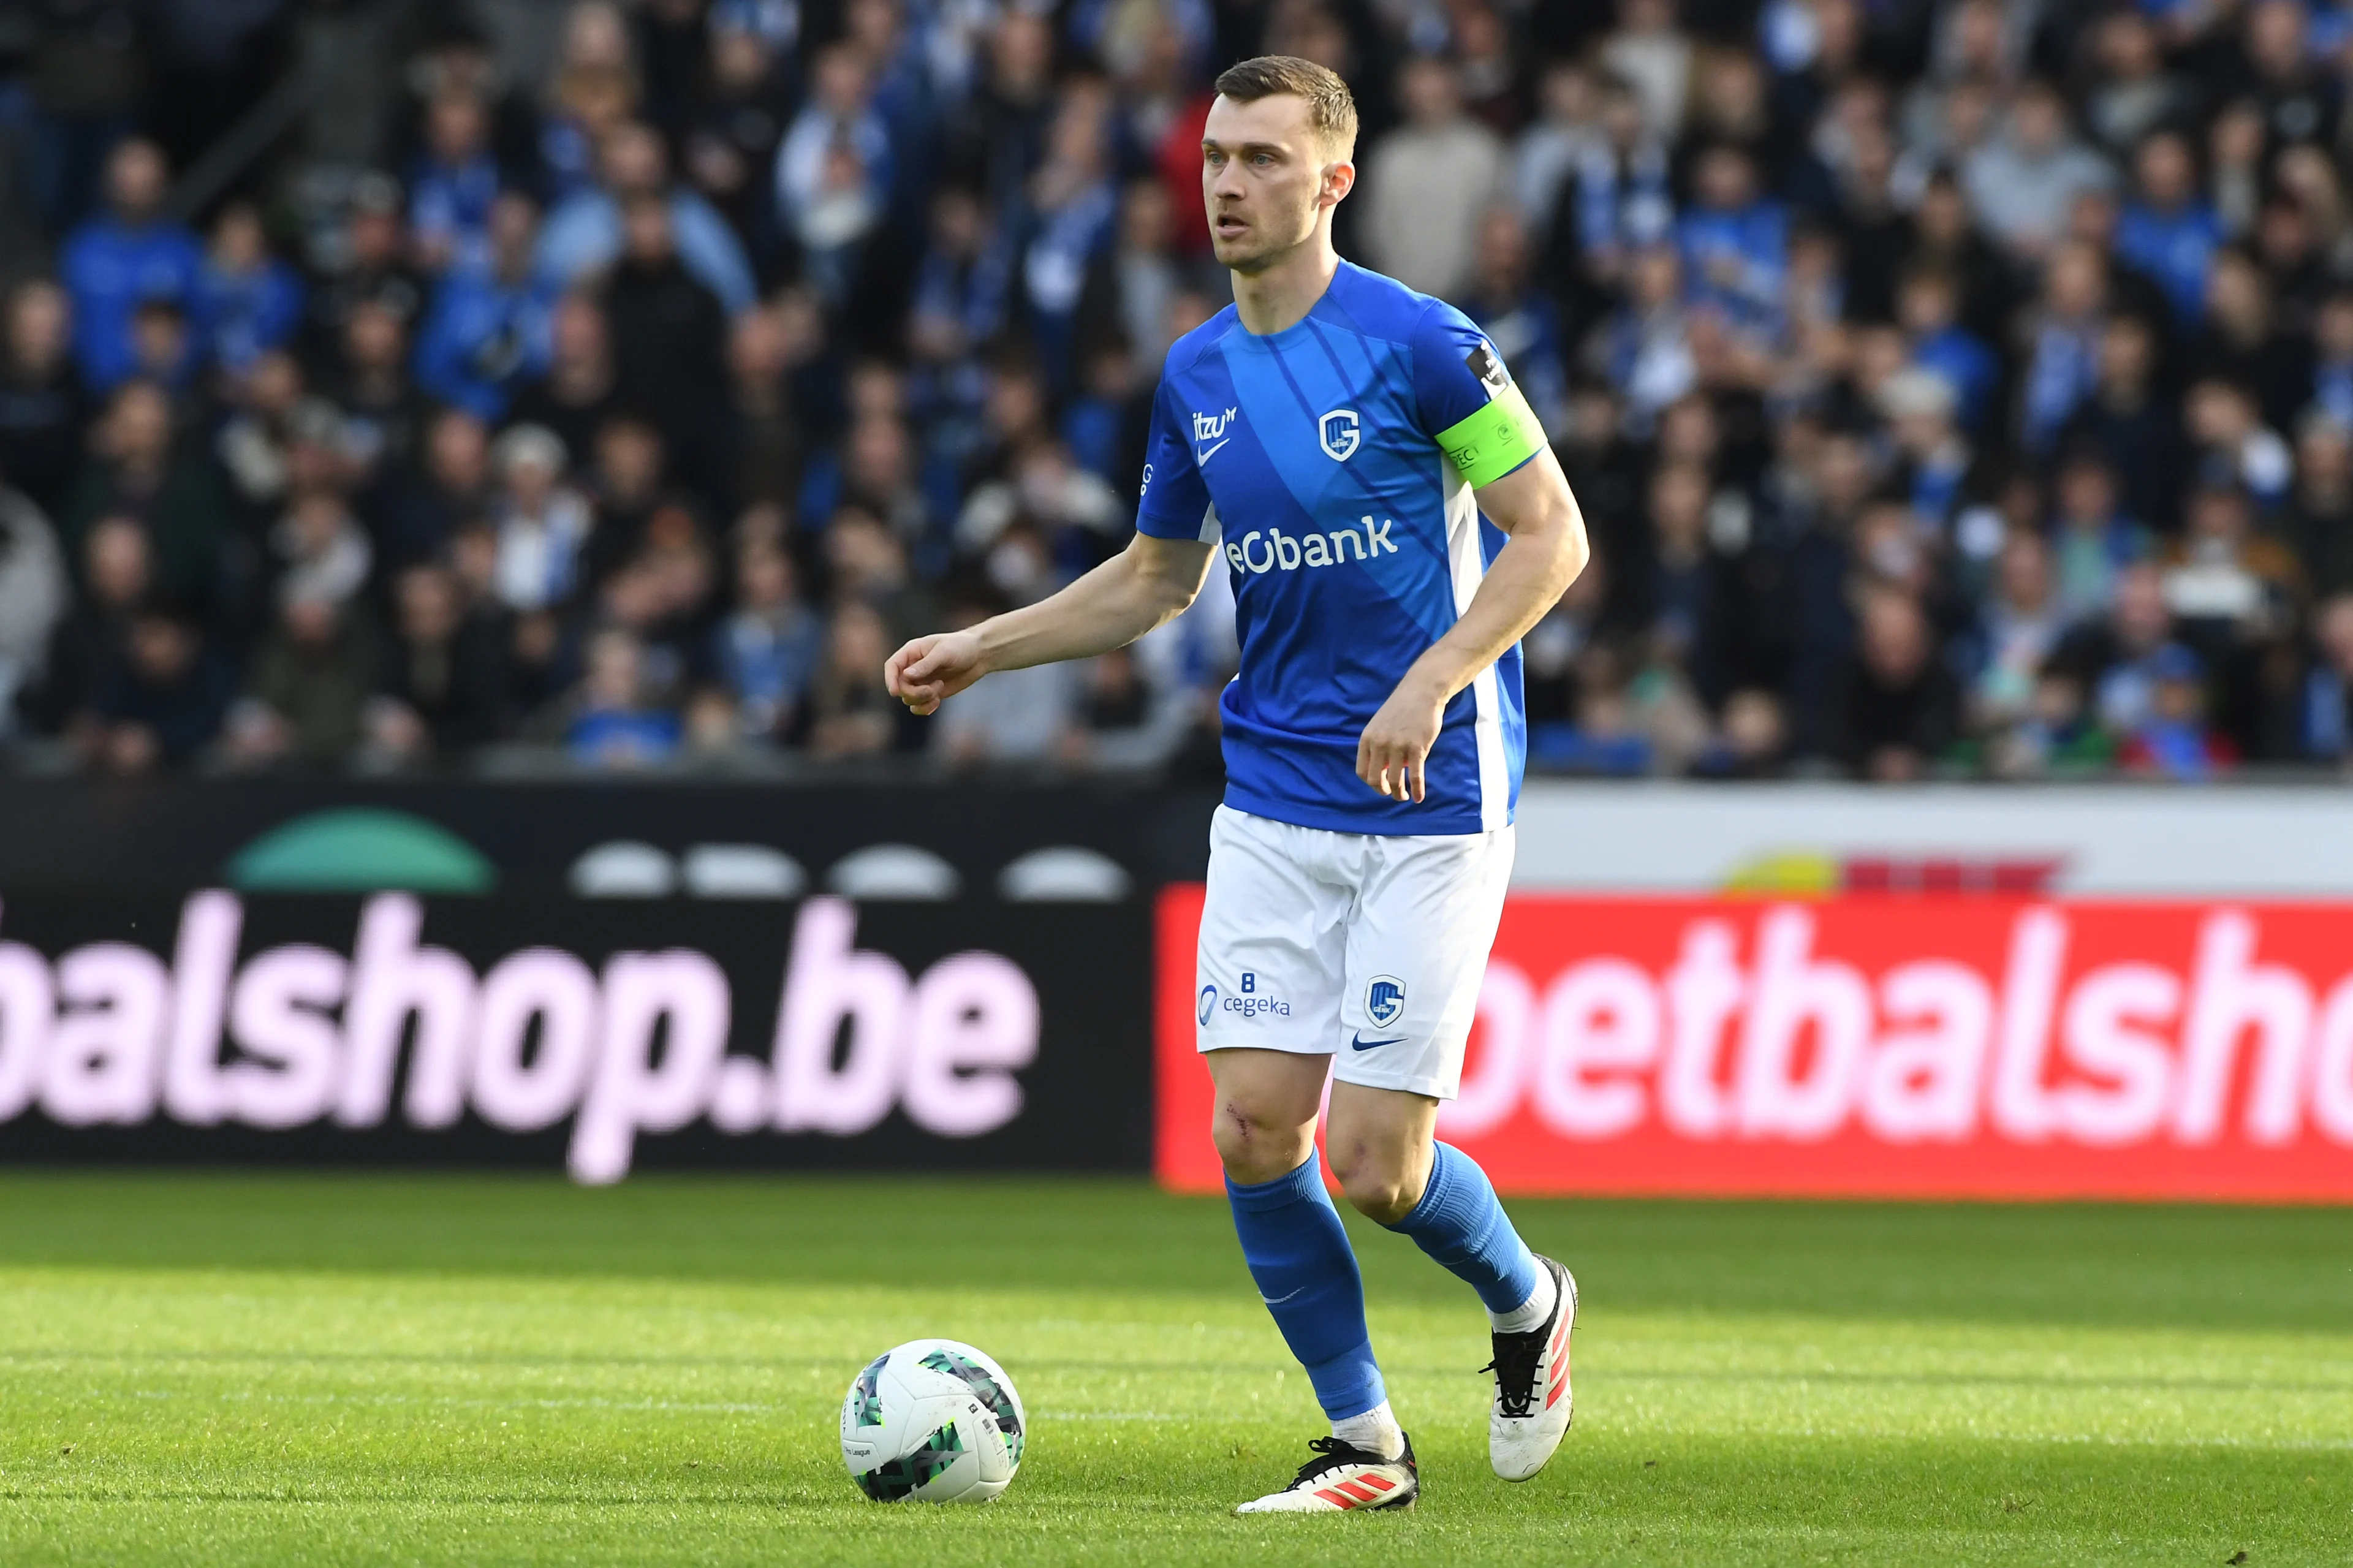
[
  {"left": 1226, "top": 1151, "right": 1385, "bottom": 1421},
  {"left": 1383, "top": 1142, "right": 1539, "bottom": 1314}
]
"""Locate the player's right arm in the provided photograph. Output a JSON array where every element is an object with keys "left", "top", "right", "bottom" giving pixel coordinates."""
[
  {"left": 889, "top": 373, "right": 1219, "bottom": 716},
  {"left": 885, "top": 532, "right": 1213, "bottom": 714}
]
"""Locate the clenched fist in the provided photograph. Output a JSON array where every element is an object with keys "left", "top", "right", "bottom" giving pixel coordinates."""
[{"left": 884, "top": 631, "right": 986, "bottom": 715}]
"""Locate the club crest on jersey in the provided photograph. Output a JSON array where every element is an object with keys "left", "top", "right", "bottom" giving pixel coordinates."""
[
  {"left": 1365, "top": 975, "right": 1406, "bottom": 1027},
  {"left": 1319, "top": 408, "right": 1361, "bottom": 461}
]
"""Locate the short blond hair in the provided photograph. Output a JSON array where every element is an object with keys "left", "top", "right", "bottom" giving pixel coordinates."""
[{"left": 1213, "top": 55, "right": 1358, "bottom": 159}]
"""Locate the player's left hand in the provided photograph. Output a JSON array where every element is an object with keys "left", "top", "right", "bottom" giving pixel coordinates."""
[{"left": 1357, "top": 682, "right": 1444, "bottom": 803}]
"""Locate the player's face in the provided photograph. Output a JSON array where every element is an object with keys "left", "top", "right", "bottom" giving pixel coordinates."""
[{"left": 1200, "top": 94, "right": 1351, "bottom": 273}]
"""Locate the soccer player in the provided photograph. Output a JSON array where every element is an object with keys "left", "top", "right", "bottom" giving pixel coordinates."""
[{"left": 885, "top": 55, "right": 1588, "bottom": 1513}]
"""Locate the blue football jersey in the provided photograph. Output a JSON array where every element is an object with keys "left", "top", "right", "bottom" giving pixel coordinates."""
[{"left": 1135, "top": 261, "right": 1545, "bottom": 836}]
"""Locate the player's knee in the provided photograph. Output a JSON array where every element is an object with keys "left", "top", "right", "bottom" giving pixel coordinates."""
[
  {"left": 1328, "top": 1145, "right": 1417, "bottom": 1224},
  {"left": 1210, "top": 1095, "right": 1314, "bottom": 1186}
]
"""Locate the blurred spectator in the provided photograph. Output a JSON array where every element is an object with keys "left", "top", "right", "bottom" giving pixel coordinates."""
[
  {"left": 0, "top": 279, "right": 90, "bottom": 517},
  {"left": 542, "top": 121, "right": 757, "bottom": 314},
  {"left": 223, "top": 596, "right": 382, "bottom": 768},
  {"left": 911, "top": 183, "right": 1015, "bottom": 388},
  {"left": 1464, "top": 205, "right": 1566, "bottom": 437},
  {"left": 368, "top": 407, "right": 490, "bottom": 575},
  {"left": 2193, "top": 251, "right": 2311, "bottom": 431},
  {"left": 825, "top": 506, "right": 933, "bottom": 644},
  {"left": 1363, "top": 55, "right": 1506, "bottom": 302},
  {"left": 414, "top": 192, "right": 556, "bottom": 422},
  {"left": 2299, "top": 594, "right": 2353, "bottom": 763},
  {"left": 2309, "top": 296, "right": 2353, "bottom": 431},
  {"left": 0, "top": 483, "right": 67, "bottom": 730},
  {"left": 714, "top": 539, "right": 819, "bottom": 744},
  {"left": 2116, "top": 642, "right": 2235, "bottom": 779},
  {"left": 1966, "top": 528, "right": 2068, "bottom": 736},
  {"left": 1602, "top": 0, "right": 1691, "bottom": 145},
  {"left": 2163, "top": 482, "right": 2297, "bottom": 634},
  {"left": 2049, "top": 455, "right": 2149, "bottom": 626},
  {"left": 806, "top": 597, "right": 900, "bottom": 757},
  {"left": 2115, "top": 132, "right": 2218, "bottom": 333},
  {"left": 327, "top": 300, "right": 427, "bottom": 473},
  {"left": 2048, "top": 561, "right": 2180, "bottom": 746},
  {"left": 2018, "top": 242, "right": 2108, "bottom": 455},
  {"left": 588, "top": 515, "right": 717, "bottom": 709},
  {"left": 716, "top": 306, "right": 801, "bottom": 518},
  {"left": 2059, "top": 314, "right": 2183, "bottom": 531},
  {"left": 409, "top": 90, "right": 502, "bottom": 276},
  {"left": 22, "top": 513, "right": 146, "bottom": 737},
  {"left": 1894, "top": 270, "right": 1995, "bottom": 438},
  {"left": 1078, "top": 177, "right": 1186, "bottom": 373},
  {"left": 1697, "top": 687, "right": 1788, "bottom": 778},
  {"left": 303, "top": 172, "right": 425, "bottom": 360},
  {"left": 509, "top": 294, "right": 619, "bottom": 469},
  {"left": 266, "top": 483, "right": 373, "bottom": 613},
  {"left": 2239, "top": 0, "right": 2336, "bottom": 153},
  {"left": 486, "top": 424, "right": 590, "bottom": 614},
  {"left": 1832, "top": 589, "right": 1958, "bottom": 780},
  {"left": 1677, "top": 145, "right": 1784, "bottom": 331},
  {"left": 1896, "top": 167, "right": 2010, "bottom": 343},
  {"left": 537, "top": 3, "right": 642, "bottom": 205},
  {"left": 214, "top": 355, "right": 314, "bottom": 512},
  {"left": 2287, "top": 417, "right": 2353, "bottom": 598},
  {"left": 1962, "top": 80, "right": 2113, "bottom": 262},
  {"left": 556, "top": 626, "right": 682, "bottom": 767},
  {"left": 1514, "top": 61, "right": 1604, "bottom": 240},
  {"left": 584, "top": 414, "right": 694, "bottom": 586},
  {"left": 1022, "top": 78, "right": 1120, "bottom": 378},
  {"left": 59, "top": 139, "right": 202, "bottom": 392},
  {"left": 2083, "top": 12, "right": 2190, "bottom": 157},
  {"left": 2183, "top": 379, "right": 2292, "bottom": 507},
  {"left": 605, "top": 195, "right": 730, "bottom": 444},
  {"left": 58, "top": 381, "right": 229, "bottom": 612},
  {"left": 366, "top": 564, "right": 510, "bottom": 761},
  {"left": 776, "top": 45, "right": 894, "bottom": 307},
  {"left": 81, "top": 605, "right": 232, "bottom": 773},
  {"left": 682, "top": 12, "right": 791, "bottom": 242},
  {"left": 191, "top": 199, "right": 303, "bottom": 379}
]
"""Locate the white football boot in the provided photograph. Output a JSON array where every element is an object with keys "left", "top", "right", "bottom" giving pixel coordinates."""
[
  {"left": 1232, "top": 1433, "right": 1418, "bottom": 1514},
  {"left": 1486, "top": 1254, "right": 1577, "bottom": 1481}
]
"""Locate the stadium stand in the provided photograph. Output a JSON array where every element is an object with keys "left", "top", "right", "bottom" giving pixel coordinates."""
[{"left": 2, "top": 0, "right": 2353, "bottom": 783}]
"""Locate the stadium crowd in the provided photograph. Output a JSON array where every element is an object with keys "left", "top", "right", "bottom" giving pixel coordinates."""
[{"left": 4, "top": 0, "right": 2353, "bottom": 781}]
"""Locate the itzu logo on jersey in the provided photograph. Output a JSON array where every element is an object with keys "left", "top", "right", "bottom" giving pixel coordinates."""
[
  {"left": 1191, "top": 406, "right": 1240, "bottom": 461},
  {"left": 1224, "top": 517, "right": 1401, "bottom": 576}
]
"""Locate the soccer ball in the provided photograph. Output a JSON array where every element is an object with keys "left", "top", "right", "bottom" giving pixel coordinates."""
[{"left": 839, "top": 1338, "right": 1026, "bottom": 1503}]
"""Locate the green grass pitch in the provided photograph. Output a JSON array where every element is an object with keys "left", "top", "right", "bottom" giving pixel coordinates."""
[{"left": 0, "top": 1173, "right": 2347, "bottom": 1565}]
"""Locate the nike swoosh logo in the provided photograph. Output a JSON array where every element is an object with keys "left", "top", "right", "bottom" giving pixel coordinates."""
[
  {"left": 1260, "top": 1286, "right": 1305, "bottom": 1305},
  {"left": 1195, "top": 437, "right": 1232, "bottom": 464},
  {"left": 1351, "top": 1032, "right": 1406, "bottom": 1051}
]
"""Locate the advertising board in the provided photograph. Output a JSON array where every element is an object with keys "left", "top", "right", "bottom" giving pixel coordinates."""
[
  {"left": 0, "top": 893, "right": 1153, "bottom": 1179},
  {"left": 1156, "top": 887, "right": 2353, "bottom": 1201}
]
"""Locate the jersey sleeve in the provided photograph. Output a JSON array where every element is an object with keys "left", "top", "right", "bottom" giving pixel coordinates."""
[
  {"left": 1410, "top": 301, "right": 1548, "bottom": 490},
  {"left": 1134, "top": 375, "right": 1218, "bottom": 540}
]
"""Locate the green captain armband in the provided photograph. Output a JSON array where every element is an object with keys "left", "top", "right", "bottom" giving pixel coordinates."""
[{"left": 1437, "top": 382, "right": 1545, "bottom": 488}]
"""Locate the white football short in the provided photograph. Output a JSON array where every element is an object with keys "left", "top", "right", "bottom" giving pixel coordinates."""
[{"left": 1192, "top": 803, "right": 1515, "bottom": 1099}]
